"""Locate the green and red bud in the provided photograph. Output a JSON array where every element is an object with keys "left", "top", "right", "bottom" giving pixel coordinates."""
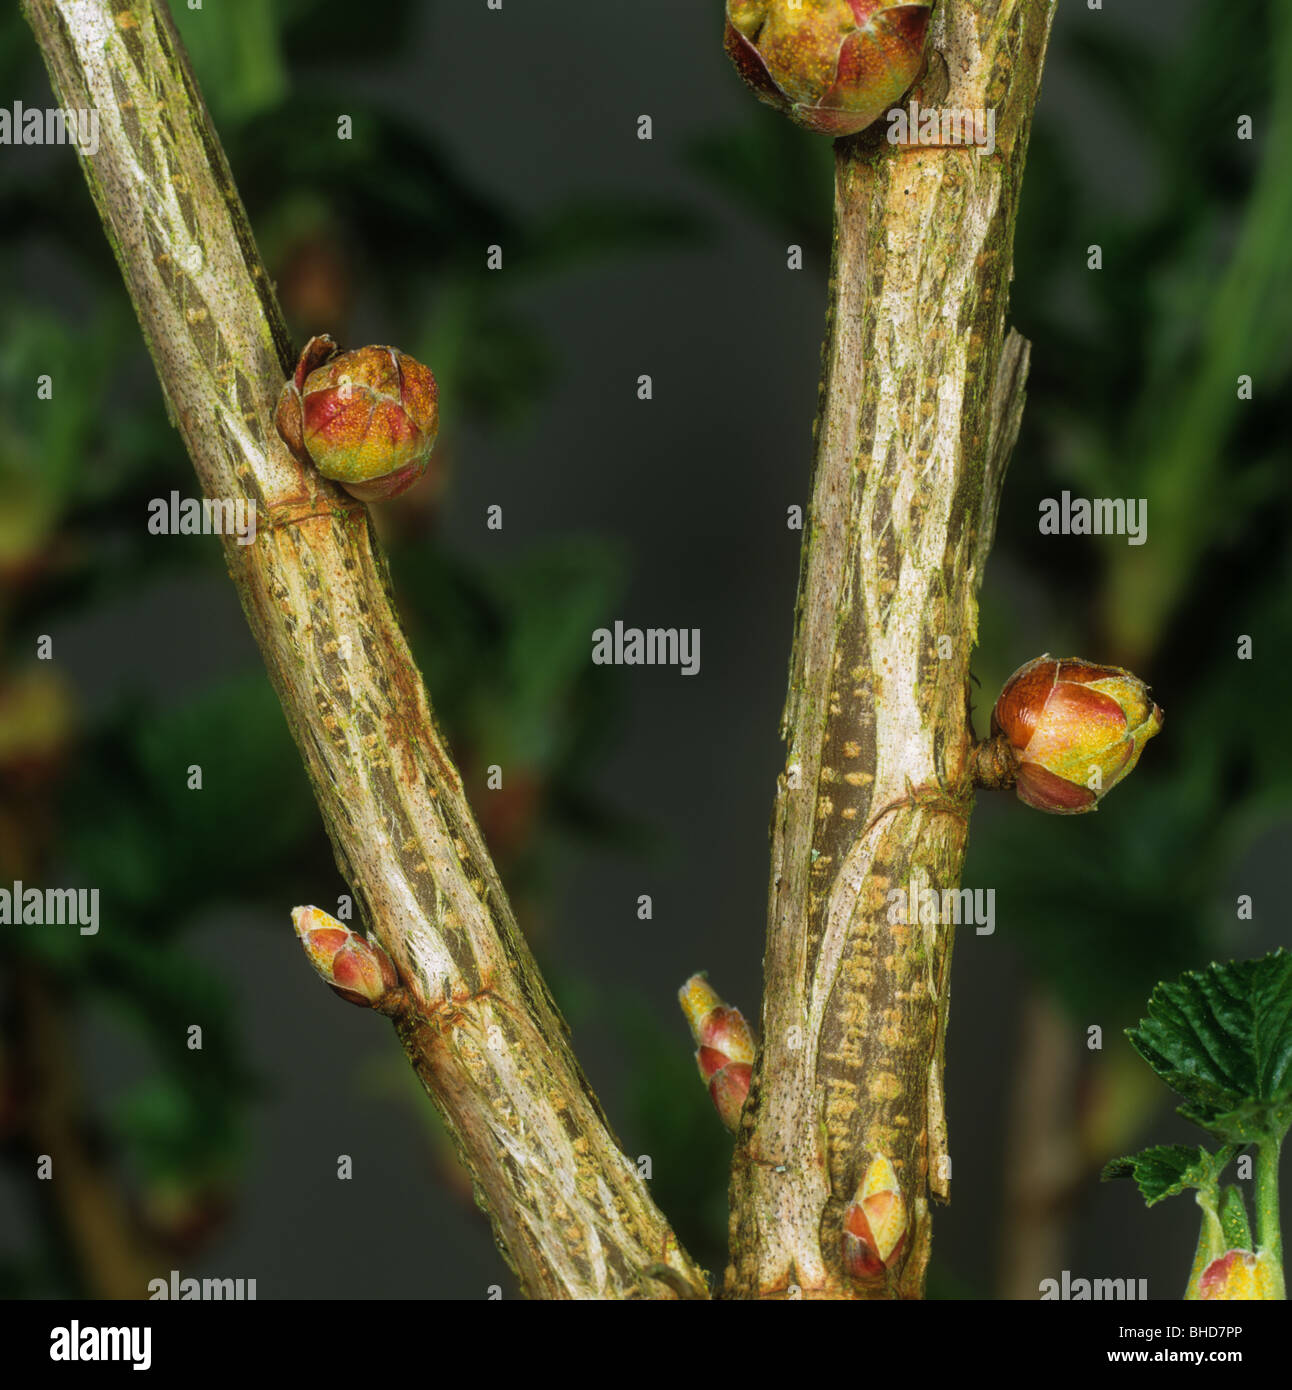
[
  {"left": 724, "top": 0, "right": 932, "bottom": 137},
  {"left": 1196, "top": 1249, "right": 1280, "bottom": 1301},
  {"left": 988, "top": 655, "right": 1163, "bottom": 814},
  {"left": 678, "top": 973, "right": 756, "bottom": 1133},
  {"left": 275, "top": 335, "right": 439, "bottom": 501},
  {"left": 292, "top": 905, "right": 404, "bottom": 1013},
  {"left": 841, "top": 1152, "right": 907, "bottom": 1283}
]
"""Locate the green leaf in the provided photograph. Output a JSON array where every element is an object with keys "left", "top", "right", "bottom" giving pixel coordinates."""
[
  {"left": 1101, "top": 1144, "right": 1231, "bottom": 1206},
  {"left": 1126, "top": 951, "right": 1292, "bottom": 1144}
]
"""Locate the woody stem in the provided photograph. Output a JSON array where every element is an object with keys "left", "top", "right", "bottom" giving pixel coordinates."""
[{"left": 724, "top": 0, "right": 1056, "bottom": 1300}]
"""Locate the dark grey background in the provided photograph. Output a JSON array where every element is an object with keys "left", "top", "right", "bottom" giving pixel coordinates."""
[{"left": 5, "top": 0, "right": 1287, "bottom": 1300}]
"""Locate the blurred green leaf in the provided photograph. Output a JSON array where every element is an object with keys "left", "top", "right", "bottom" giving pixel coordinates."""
[
  {"left": 965, "top": 772, "right": 1213, "bottom": 1021},
  {"left": 278, "top": 0, "right": 420, "bottom": 62},
  {"left": 397, "top": 538, "right": 625, "bottom": 770},
  {"left": 63, "top": 675, "right": 316, "bottom": 917},
  {"left": 0, "top": 302, "right": 119, "bottom": 539},
  {"left": 174, "top": 0, "right": 287, "bottom": 123},
  {"left": 110, "top": 1073, "right": 242, "bottom": 1184},
  {"left": 524, "top": 197, "right": 707, "bottom": 275}
]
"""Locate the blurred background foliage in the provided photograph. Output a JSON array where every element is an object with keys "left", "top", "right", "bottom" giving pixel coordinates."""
[
  {"left": 0, "top": 0, "right": 1288, "bottom": 1299},
  {"left": 0, "top": 0, "right": 701, "bottom": 1296}
]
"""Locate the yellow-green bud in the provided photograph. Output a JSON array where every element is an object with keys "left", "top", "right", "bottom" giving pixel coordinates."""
[
  {"left": 275, "top": 335, "right": 439, "bottom": 501},
  {"left": 723, "top": 1, "right": 932, "bottom": 137},
  {"left": 990, "top": 655, "right": 1163, "bottom": 814}
]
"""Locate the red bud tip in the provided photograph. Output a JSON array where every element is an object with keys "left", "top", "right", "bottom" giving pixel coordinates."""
[
  {"left": 678, "top": 974, "right": 756, "bottom": 1132},
  {"left": 292, "top": 905, "right": 402, "bottom": 1011},
  {"left": 841, "top": 1153, "right": 908, "bottom": 1284},
  {"left": 989, "top": 654, "right": 1162, "bottom": 814},
  {"left": 1197, "top": 1250, "right": 1280, "bottom": 1301}
]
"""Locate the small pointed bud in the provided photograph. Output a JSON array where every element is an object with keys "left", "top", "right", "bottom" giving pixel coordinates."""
[
  {"left": 292, "top": 905, "right": 404, "bottom": 1012},
  {"left": 842, "top": 1153, "right": 907, "bottom": 1284},
  {"left": 724, "top": 1, "right": 932, "bottom": 137},
  {"left": 678, "top": 973, "right": 756, "bottom": 1132},
  {"left": 989, "top": 655, "right": 1163, "bottom": 814},
  {"left": 275, "top": 337, "right": 439, "bottom": 501},
  {"left": 1197, "top": 1249, "right": 1281, "bottom": 1301}
]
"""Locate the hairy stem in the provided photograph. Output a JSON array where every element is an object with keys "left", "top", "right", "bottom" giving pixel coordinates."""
[
  {"left": 1256, "top": 1135, "right": 1285, "bottom": 1297},
  {"left": 724, "top": 0, "right": 1055, "bottom": 1299},
  {"left": 24, "top": 0, "right": 703, "bottom": 1300}
]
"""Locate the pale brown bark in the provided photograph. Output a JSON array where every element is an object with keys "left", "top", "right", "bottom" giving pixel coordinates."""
[
  {"left": 24, "top": 0, "right": 704, "bottom": 1300},
  {"left": 724, "top": 0, "right": 1056, "bottom": 1299}
]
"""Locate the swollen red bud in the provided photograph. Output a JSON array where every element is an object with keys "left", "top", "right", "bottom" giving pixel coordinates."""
[
  {"left": 275, "top": 335, "right": 439, "bottom": 501},
  {"left": 678, "top": 974, "right": 756, "bottom": 1132},
  {"left": 292, "top": 905, "right": 404, "bottom": 1012},
  {"left": 842, "top": 1153, "right": 907, "bottom": 1284},
  {"left": 989, "top": 655, "right": 1163, "bottom": 814},
  {"left": 724, "top": 1, "right": 932, "bottom": 137},
  {"left": 1197, "top": 1249, "right": 1280, "bottom": 1301}
]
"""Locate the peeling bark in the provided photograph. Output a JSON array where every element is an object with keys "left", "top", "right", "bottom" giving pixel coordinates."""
[
  {"left": 25, "top": 0, "right": 1057, "bottom": 1303},
  {"left": 724, "top": 0, "right": 1055, "bottom": 1299},
  {"left": 24, "top": 0, "right": 704, "bottom": 1301}
]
